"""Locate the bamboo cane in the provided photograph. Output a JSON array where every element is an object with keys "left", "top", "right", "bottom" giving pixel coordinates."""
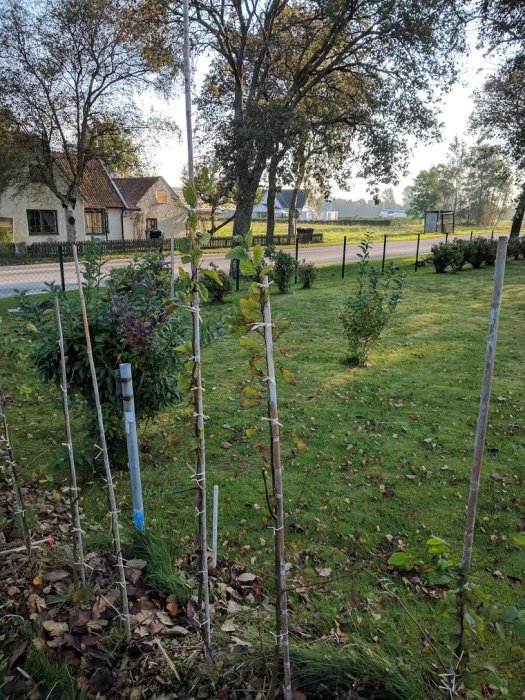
[
  {"left": 451, "top": 236, "right": 508, "bottom": 675},
  {"left": 0, "top": 385, "right": 31, "bottom": 557},
  {"left": 261, "top": 276, "right": 292, "bottom": 700},
  {"left": 54, "top": 297, "right": 86, "bottom": 585},
  {"left": 72, "top": 246, "right": 131, "bottom": 640}
]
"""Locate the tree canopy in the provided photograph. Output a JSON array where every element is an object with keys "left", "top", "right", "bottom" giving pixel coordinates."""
[{"left": 133, "top": 0, "right": 467, "bottom": 238}]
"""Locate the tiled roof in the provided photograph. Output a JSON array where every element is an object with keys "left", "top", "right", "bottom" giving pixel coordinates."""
[
  {"left": 113, "top": 177, "right": 160, "bottom": 208},
  {"left": 55, "top": 155, "right": 128, "bottom": 209}
]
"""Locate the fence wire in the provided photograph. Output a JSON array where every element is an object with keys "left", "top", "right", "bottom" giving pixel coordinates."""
[{"left": 0, "top": 229, "right": 509, "bottom": 301}]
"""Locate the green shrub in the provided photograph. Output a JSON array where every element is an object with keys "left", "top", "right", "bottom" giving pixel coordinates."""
[
  {"left": 268, "top": 249, "right": 296, "bottom": 293},
  {"left": 18, "top": 242, "right": 223, "bottom": 469},
  {"left": 339, "top": 235, "right": 404, "bottom": 366},
  {"left": 482, "top": 238, "right": 498, "bottom": 265},
  {"left": 199, "top": 262, "right": 232, "bottom": 302},
  {"left": 507, "top": 236, "right": 522, "bottom": 260},
  {"left": 464, "top": 238, "right": 486, "bottom": 269},
  {"left": 449, "top": 238, "right": 468, "bottom": 272},
  {"left": 430, "top": 242, "right": 452, "bottom": 273},
  {"left": 297, "top": 260, "right": 317, "bottom": 289}
]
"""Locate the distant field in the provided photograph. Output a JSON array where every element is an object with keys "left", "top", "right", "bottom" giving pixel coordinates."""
[{"left": 213, "top": 218, "right": 513, "bottom": 246}]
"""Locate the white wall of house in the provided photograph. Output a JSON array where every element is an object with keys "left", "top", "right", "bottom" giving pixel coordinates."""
[
  {"left": 131, "top": 177, "right": 186, "bottom": 239},
  {"left": 0, "top": 183, "right": 86, "bottom": 243}
]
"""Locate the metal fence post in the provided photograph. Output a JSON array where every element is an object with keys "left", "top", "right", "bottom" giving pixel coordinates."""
[
  {"left": 381, "top": 234, "right": 387, "bottom": 273},
  {"left": 470, "top": 231, "right": 473, "bottom": 241},
  {"left": 491, "top": 230, "right": 494, "bottom": 240},
  {"left": 342, "top": 236, "right": 347, "bottom": 278},
  {"left": 414, "top": 233, "right": 421, "bottom": 272},
  {"left": 58, "top": 243, "right": 65, "bottom": 292},
  {"left": 294, "top": 235, "right": 299, "bottom": 284},
  {"left": 445, "top": 231, "right": 449, "bottom": 243},
  {"left": 119, "top": 363, "right": 144, "bottom": 531}
]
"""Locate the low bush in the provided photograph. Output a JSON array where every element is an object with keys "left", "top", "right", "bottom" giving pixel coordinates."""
[
  {"left": 199, "top": 262, "right": 232, "bottom": 303},
  {"left": 482, "top": 237, "right": 498, "bottom": 265},
  {"left": 297, "top": 260, "right": 317, "bottom": 289},
  {"left": 430, "top": 242, "right": 453, "bottom": 273},
  {"left": 449, "top": 238, "right": 468, "bottom": 272},
  {"left": 507, "top": 236, "right": 523, "bottom": 260},
  {"left": 267, "top": 249, "right": 296, "bottom": 294},
  {"left": 18, "top": 242, "right": 223, "bottom": 470},
  {"left": 339, "top": 235, "right": 404, "bottom": 366},
  {"left": 464, "top": 238, "right": 486, "bottom": 268}
]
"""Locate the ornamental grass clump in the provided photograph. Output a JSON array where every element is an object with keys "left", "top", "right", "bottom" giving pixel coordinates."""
[
  {"left": 339, "top": 235, "right": 404, "bottom": 367},
  {"left": 298, "top": 260, "right": 317, "bottom": 289}
]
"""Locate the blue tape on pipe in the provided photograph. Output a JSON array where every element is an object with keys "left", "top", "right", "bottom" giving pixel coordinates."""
[{"left": 133, "top": 510, "right": 145, "bottom": 532}]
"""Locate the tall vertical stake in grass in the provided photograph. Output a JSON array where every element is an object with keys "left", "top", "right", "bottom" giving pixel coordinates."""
[
  {"left": 453, "top": 236, "right": 508, "bottom": 669},
  {"left": 183, "top": 0, "right": 212, "bottom": 662},
  {"left": 261, "top": 275, "right": 292, "bottom": 700},
  {"left": 72, "top": 246, "right": 130, "bottom": 640},
  {"left": 54, "top": 297, "right": 85, "bottom": 585},
  {"left": 0, "top": 384, "right": 30, "bottom": 557}
]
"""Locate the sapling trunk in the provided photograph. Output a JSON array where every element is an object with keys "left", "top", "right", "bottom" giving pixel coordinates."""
[
  {"left": 452, "top": 236, "right": 508, "bottom": 672},
  {"left": 0, "top": 385, "right": 30, "bottom": 557},
  {"left": 72, "top": 246, "right": 130, "bottom": 640},
  {"left": 260, "top": 275, "right": 292, "bottom": 700},
  {"left": 191, "top": 279, "right": 212, "bottom": 661},
  {"left": 54, "top": 297, "right": 86, "bottom": 586},
  {"left": 183, "top": 0, "right": 212, "bottom": 662}
]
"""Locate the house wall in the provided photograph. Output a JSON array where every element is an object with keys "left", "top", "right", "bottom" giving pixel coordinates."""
[
  {"left": 132, "top": 177, "right": 186, "bottom": 239},
  {"left": 0, "top": 183, "right": 86, "bottom": 243}
]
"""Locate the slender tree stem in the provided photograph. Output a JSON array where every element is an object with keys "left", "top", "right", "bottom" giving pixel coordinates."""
[
  {"left": 0, "top": 385, "right": 30, "bottom": 557},
  {"left": 261, "top": 276, "right": 292, "bottom": 700},
  {"left": 54, "top": 297, "right": 86, "bottom": 586},
  {"left": 72, "top": 246, "right": 130, "bottom": 640}
]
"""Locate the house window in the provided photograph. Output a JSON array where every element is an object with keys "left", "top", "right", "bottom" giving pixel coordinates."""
[
  {"left": 27, "top": 210, "right": 58, "bottom": 235},
  {"left": 155, "top": 190, "right": 168, "bottom": 204},
  {"left": 85, "top": 209, "right": 108, "bottom": 236},
  {"left": 146, "top": 218, "right": 158, "bottom": 230}
]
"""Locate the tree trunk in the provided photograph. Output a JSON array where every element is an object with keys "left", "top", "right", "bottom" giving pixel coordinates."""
[
  {"left": 266, "top": 154, "right": 279, "bottom": 245},
  {"left": 510, "top": 182, "right": 525, "bottom": 237},
  {"left": 65, "top": 201, "right": 77, "bottom": 243},
  {"left": 287, "top": 154, "right": 306, "bottom": 244},
  {"left": 233, "top": 173, "right": 262, "bottom": 239},
  {"left": 287, "top": 186, "right": 299, "bottom": 245}
]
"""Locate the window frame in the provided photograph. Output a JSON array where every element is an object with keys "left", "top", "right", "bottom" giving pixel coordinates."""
[
  {"left": 26, "top": 209, "right": 59, "bottom": 236},
  {"left": 145, "top": 217, "right": 158, "bottom": 230},
  {"left": 84, "top": 209, "right": 108, "bottom": 236}
]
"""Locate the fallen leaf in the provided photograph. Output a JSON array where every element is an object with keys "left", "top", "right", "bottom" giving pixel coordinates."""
[
  {"left": 42, "top": 620, "right": 69, "bottom": 637},
  {"left": 238, "top": 573, "right": 256, "bottom": 583},
  {"left": 221, "top": 620, "right": 237, "bottom": 633},
  {"left": 316, "top": 567, "right": 332, "bottom": 577}
]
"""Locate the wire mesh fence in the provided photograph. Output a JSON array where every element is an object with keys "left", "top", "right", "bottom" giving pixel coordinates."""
[{"left": 0, "top": 229, "right": 512, "bottom": 300}]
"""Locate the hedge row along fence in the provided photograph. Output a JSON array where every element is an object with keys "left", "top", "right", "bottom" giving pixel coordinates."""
[{"left": 0, "top": 233, "right": 324, "bottom": 263}]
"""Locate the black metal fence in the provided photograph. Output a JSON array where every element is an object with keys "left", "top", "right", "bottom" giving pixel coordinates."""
[{"left": 0, "top": 230, "right": 516, "bottom": 300}]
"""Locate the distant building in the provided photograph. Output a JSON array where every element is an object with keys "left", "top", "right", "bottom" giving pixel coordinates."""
[
  {"left": 322, "top": 210, "right": 339, "bottom": 221},
  {"left": 379, "top": 209, "right": 407, "bottom": 218}
]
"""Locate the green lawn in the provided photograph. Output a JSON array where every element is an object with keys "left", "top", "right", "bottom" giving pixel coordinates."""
[{"left": 1, "top": 255, "right": 524, "bottom": 695}]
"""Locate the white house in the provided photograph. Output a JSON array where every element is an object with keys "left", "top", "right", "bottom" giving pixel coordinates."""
[
  {"left": 0, "top": 159, "right": 187, "bottom": 244},
  {"left": 379, "top": 209, "right": 407, "bottom": 218},
  {"left": 252, "top": 189, "right": 309, "bottom": 220},
  {"left": 0, "top": 157, "right": 131, "bottom": 243},
  {"left": 113, "top": 176, "right": 186, "bottom": 239}
]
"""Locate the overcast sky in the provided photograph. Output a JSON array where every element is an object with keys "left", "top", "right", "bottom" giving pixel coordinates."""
[{"left": 145, "top": 39, "right": 498, "bottom": 203}]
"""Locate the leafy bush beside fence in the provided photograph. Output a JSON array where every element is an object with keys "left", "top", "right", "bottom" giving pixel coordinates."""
[{"left": 430, "top": 237, "right": 499, "bottom": 273}]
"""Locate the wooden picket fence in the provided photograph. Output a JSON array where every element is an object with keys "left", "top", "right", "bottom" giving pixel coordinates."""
[{"left": 0, "top": 232, "right": 324, "bottom": 263}]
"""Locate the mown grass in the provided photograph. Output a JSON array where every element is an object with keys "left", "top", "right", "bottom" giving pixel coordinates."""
[
  {"left": 0, "top": 254, "right": 524, "bottom": 694},
  {"left": 211, "top": 219, "right": 511, "bottom": 247}
]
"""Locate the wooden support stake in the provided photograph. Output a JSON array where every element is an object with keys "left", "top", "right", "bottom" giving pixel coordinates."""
[
  {"left": 0, "top": 385, "right": 30, "bottom": 557},
  {"left": 72, "top": 246, "right": 130, "bottom": 640},
  {"left": 261, "top": 276, "right": 292, "bottom": 700},
  {"left": 55, "top": 297, "right": 86, "bottom": 585},
  {"left": 451, "top": 236, "right": 508, "bottom": 677}
]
